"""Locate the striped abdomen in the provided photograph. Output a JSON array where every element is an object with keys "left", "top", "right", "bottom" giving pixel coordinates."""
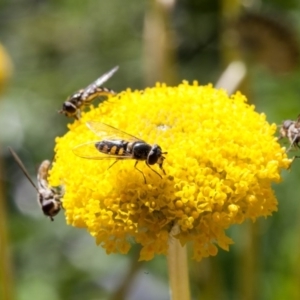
[
  {"left": 95, "top": 140, "right": 153, "bottom": 161},
  {"left": 82, "top": 86, "right": 116, "bottom": 104},
  {"left": 95, "top": 140, "right": 131, "bottom": 157}
]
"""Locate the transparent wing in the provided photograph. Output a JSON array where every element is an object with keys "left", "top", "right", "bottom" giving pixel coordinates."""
[
  {"left": 72, "top": 140, "right": 133, "bottom": 160},
  {"left": 94, "top": 65, "right": 119, "bottom": 87},
  {"left": 8, "top": 147, "right": 39, "bottom": 192},
  {"left": 86, "top": 121, "right": 143, "bottom": 142},
  {"left": 82, "top": 66, "right": 119, "bottom": 98}
]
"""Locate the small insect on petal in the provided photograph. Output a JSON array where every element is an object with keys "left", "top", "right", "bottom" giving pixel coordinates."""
[
  {"left": 59, "top": 66, "right": 119, "bottom": 119},
  {"left": 278, "top": 114, "right": 300, "bottom": 152},
  {"left": 9, "top": 147, "right": 64, "bottom": 221}
]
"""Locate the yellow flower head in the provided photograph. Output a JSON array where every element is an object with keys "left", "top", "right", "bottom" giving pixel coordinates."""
[
  {"left": 0, "top": 43, "right": 13, "bottom": 94},
  {"left": 49, "top": 81, "right": 291, "bottom": 261}
]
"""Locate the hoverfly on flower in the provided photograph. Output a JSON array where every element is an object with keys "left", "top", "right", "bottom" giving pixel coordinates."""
[
  {"left": 72, "top": 122, "right": 167, "bottom": 183},
  {"left": 9, "top": 147, "right": 64, "bottom": 221},
  {"left": 59, "top": 66, "right": 119, "bottom": 119},
  {"left": 279, "top": 114, "right": 300, "bottom": 152}
]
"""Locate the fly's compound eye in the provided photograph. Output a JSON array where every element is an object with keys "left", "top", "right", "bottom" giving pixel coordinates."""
[
  {"left": 62, "top": 101, "right": 77, "bottom": 114},
  {"left": 147, "top": 144, "right": 162, "bottom": 165}
]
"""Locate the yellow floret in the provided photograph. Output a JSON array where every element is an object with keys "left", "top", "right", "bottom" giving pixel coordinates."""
[{"left": 49, "top": 81, "right": 291, "bottom": 261}]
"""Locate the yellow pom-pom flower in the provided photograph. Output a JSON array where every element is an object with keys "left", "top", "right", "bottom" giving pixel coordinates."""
[
  {"left": 0, "top": 43, "right": 13, "bottom": 93},
  {"left": 49, "top": 81, "right": 291, "bottom": 261}
]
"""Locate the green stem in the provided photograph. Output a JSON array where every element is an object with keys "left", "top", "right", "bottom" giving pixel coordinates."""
[
  {"left": 167, "top": 238, "right": 190, "bottom": 300},
  {"left": 0, "top": 157, "right": 14, "bottom": 300},
  {"left": 109, "top": 247, "right": 144, "bottom": 300}
]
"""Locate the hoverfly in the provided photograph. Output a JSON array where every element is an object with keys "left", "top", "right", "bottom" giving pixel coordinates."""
[
  {"left": 279, "top": 115, "right": 300, "bottom": 152},
  {"left": 8, "top": 147, "right": 64, "bottom": 221},
  {"left": 59, "top": 66, "right": 119, "bottom": 120},
  {"left": 73, "top": 122, "right": 167, "bottom": 183}
]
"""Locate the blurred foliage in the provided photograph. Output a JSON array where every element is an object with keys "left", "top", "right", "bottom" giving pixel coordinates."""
[{"left": 1, "top": 0, "right": 300, "bottom": 299}]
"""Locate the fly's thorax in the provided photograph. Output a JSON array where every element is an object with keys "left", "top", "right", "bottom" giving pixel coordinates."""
[
  {"left": 67, "top": 90, "right": 84, "bottom": 105},
  {"left": 132, "top": 142, "right": 152, "bottom": 160},
  {"left": 37, "top": 188, "right": 55, "bottom": 204}
]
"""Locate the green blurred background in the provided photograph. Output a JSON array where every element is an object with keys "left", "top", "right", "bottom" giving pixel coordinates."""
[{"left": 1, "top": 0, "right": 300, "bottom": 299}]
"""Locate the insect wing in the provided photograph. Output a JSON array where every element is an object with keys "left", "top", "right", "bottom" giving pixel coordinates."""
[
  {"left": 81, "top": 66, "right": 119, "bottom": 99},
  {"left": 73, "top": 140, "right": 133, "bottom": 160},
  {"left": 86, "top": 121, "right": 142, "bottom": 142},
  {"left": 94, "top": 66, "right": 119, "bottom": 87},
  {"left": 8, "top": 147, "right": 39, "bottom": 192},
  {"left": 37, "top": 160, "right": 51, "bottom": 190}
]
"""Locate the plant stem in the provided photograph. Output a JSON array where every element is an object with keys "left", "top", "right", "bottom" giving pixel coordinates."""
[
  {"left": 143, "top": 0, "right": 177, "bottom": 85},
  {"left": 167, "top": 238, "right": 190, "bottom": 300},
  {"left": 0, "top": 157, "right": 14, "bottom": 300}
]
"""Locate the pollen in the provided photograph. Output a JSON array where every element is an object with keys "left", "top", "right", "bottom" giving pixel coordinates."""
[{"left": 49, "top": 81, "right": 291, "bottom": 261}]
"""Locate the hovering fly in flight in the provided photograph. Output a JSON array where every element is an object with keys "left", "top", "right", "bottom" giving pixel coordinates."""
[
  {"left": 59, "top": 66, "right": 119, "bottom": 119},
  {"left": 72, "top": 122, "right": 167, "bottom": 183},
  {"left": 9, "top": 147, "right": 63, "bottom": 221}
]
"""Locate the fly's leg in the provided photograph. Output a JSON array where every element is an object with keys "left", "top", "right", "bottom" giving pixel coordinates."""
[
  {"left": 134, "top": 161, "right": 147, "bottom": 184},
  {"left": 108, "top": 160, "right": 118, "bottom": 170},
  {"left": 145, "top": 162, "right": 163, "bottom": 180}
]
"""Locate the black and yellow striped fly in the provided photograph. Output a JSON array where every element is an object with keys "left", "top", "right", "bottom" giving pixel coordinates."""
[
  {"left": 59, "top": 66, "right": 119, "bottom": 119},
  {"left": 73, "top": 122, "right": 167, "bottom": 183}
]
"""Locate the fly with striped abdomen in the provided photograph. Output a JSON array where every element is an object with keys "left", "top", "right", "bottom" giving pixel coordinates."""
[
  {"left": 59, "top": 66, "right": 119, "bottom": 120},
  {"left": 72, "top": 122, "right": 167, "bottom": 183}
]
